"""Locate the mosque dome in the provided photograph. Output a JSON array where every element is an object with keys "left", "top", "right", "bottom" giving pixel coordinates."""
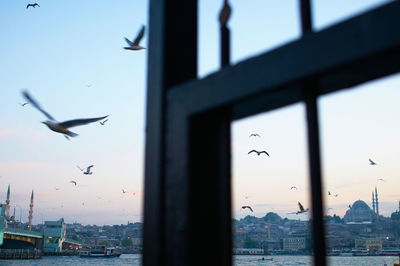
[{"left": 344, "top": 200, "right": 374, "bottom": 223}]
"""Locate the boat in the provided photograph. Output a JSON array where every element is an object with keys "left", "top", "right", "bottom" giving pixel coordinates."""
[{"left": 80, "top": 245, "right": 121, "bottom": 258}]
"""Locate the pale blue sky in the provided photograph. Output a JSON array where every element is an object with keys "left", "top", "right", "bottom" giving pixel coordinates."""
[{"left": 1, "top": 0, "right": 398, "bottom": 225}]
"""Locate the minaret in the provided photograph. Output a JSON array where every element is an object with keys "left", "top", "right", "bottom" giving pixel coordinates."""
[
  {"left": 5, "top": 184, "right": 10, "bottom": 219},
  {"left": 28, "top": 190, "right": 34, "bottom": 231},
  {"left": 375, "top": 187, "right": 379, "bottom": 219},
  {"left": 372, "top": 191, "right": 376, "bottom": 214}
]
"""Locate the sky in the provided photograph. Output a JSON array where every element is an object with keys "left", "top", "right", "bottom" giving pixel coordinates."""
[{"left": 0, "top": 0, "right": 398, "bottom": 225}]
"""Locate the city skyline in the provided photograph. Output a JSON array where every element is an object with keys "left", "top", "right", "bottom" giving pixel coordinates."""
[{"left": 1, "top": 0, "right": 399, "bottom": 225}]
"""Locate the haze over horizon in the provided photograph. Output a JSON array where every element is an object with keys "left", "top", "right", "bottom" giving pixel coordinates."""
[{"left": 1, "top": 0, "right": 399, "bottom": 225}]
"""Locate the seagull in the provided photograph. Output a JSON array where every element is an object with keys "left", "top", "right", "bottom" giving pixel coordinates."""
[
  {"left": 55, "top": 187, "right": 60, "bottom": 191},
  {"left": 288, "top": 202, "right": 309, "bottom": 215},
  {"left": 378, "top": 178, "right": 385, "bottom": 182},
  {"left": 348, "top": 204, "right": 352, "bottom": 209},
  {"left": 248, "top": 150, "right": 269, "bottom": 156},
  {"left": 82, "top": 202, "right": 85, "bottom": 206},
  {"left": 241, "top": 206, "right": 253, "bottom": 212},
  {"left": 70, "top": 180, "right": 77, "bottom": 186},
  {"left": 82, "top": 165, "right": 94, "bottom": 175},
  {"left": 328, "top": 191, "right": 331, "bottom": 195},
  {"left": 86, "top": 84, "right": 92, "bottom": 88},
  {"left": 290, "top": 186, "right": 298, "bottom": 190},
  {"left": 122, "top": 189, "right": 128, "bottom": 194},
  {"left": 249, "top": 134, "right": 261, "bottom": 138},
  {"left": 19, "top": 102, "right": 28, "bottom": 107},
  {"left": 333, "top": 194, "right": 339, "bottom": 197},
  {"left": 369, "top": 159, "right": 377, "bottom": 165},
  {"left": 22, "top": 90, "right": 108, "bottom": 138},
  {"left": 100, "top": 119, "right": 108, "bottom": 125},
  {"left": 26, "top": 3, "right": 40, "bottom": 9},
  {"left": 124, "top": 25, "right": 145, "bottom": 50}
]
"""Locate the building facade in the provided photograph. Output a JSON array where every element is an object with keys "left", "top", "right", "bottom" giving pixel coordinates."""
[
  {"left": 283, "top": 237, "right": 306, "bottom": 252},
  {"left": 43, "top": 218, "right": 66, "bottom": 252}
]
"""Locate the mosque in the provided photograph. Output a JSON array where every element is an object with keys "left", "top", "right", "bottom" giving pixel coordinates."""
[{"left": 344, "top": 187, "right": 380, "bottom": 224}]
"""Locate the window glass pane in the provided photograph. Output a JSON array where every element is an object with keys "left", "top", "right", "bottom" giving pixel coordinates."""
[
  {"left": 232, "top": 103, "right": 312, "bottom": 265},
  {"left": 319, "top": 74, "right": 400, "bottom": 265}
]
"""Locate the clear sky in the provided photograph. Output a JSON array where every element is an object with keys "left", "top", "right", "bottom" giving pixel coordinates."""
[{"left": 1, "top": 0, "right": 398, "bottom": 225}]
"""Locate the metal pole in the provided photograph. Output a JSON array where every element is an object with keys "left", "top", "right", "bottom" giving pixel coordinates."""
[{"left": 219, "top": 0, "right": 231, "bottom": 67}]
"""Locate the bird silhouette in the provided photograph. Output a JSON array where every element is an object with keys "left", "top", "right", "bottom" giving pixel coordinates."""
[
  {"left": 241, "top": 206, "right": 253, "bottom": 212},
  {"left": 19, "top": 102, "right": 28, "bottom": 107},
  {"left": 328, "top": 191, "right": 331, "bottom": 195},
  {"left": 55, "top": 187, "right": 60, "bottom": 191},
  {"left": 70, "top": 180, "right": 77, "bottom": 186},
  {"left": 290, "top": 186, "right": 297, "bottom": 190},
  {"left": 122, "top": 189, "right": 127, "bottom": 194},
  {"left": 26, "top": 3, "right": 40, "bottom": 9},
  {"left": 333, "top": 194, "right": 339, "bottom": 197},
  {"left": 377, "top": 178, "right": 385, "bottom": 182},
  {"left": 248, "top": 150, "right": 269, "bottom": 156},
  {"left": 288, "top": 202, "right": 309, "bottom": 215},
  {"left": 369, "top": 159, "right": 377, "bottom": 165},
  {"left": 83, "top": 165, "right": 94, "bottom": 175},
  {"left": 100, "top": 119, "right": 108, "bottom": 125},
  {"left": 249, "top": 134, "right": 261, "bottom": 138},
  {"left": 124, "top": 25, "right": 145, "bottom": 50},
  {"left": 348, "top": 204, "right": 352, "bottom": 209},
  {"left": 22, "top": 90, "right": 108, "bottom": 138},
  {"left": 76, "top": 165, "right": 94, "bottom": 175}
]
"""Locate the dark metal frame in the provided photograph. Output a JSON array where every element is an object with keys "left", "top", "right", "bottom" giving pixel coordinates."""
[{"left": 143, "top": 1, "right": 400, "bottom": 265}]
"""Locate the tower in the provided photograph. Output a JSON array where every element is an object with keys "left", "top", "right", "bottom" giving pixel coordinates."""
[
  {"left": 5, "top": 184, "right": 10, "bottom": 219},
  {"left": 372, "top": 191, "right": 375, "bottom": 214},
  {"left": 375, "top": 187, "right": 379, "bottom": 218},
  {"left": 28, "top": 190, "right": 34, "bottom": 231}
]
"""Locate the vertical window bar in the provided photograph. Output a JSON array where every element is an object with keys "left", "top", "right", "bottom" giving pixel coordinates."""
[
  {"left": 300, "top": 1, "right": 326, "bottom": 265},
  {"left": 219, "top": 0, "right": 231, "bottom": 67},
  {"left": 305, "top": 89, "right": 327, "bottom": 266}
]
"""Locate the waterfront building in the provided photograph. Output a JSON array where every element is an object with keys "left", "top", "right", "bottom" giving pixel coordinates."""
[
  {"left": 283, "top": 237, "right": 306, "bottom": 252},
  {"left": 366, "top": 238, "right": 382, "bottom": 252},
  {"left": 233, "top": 248, "right": 264, "bottom": 255},
  {"left": 43, "top": 218, "right": 66, "bottom": 252}
]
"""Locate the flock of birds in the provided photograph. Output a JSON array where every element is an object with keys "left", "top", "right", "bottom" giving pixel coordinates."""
[
  {"left": 16, "top": 4, "right": 147, "bottom": 211},
  {"left": 241, "top": 133, "right": 384, "bottom": 217}
]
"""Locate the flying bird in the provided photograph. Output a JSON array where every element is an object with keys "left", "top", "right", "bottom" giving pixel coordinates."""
[
  {"left": 100, "top": 119, "right": 108, "bottom": 125},
  {"left": 348, "top": 204, "right": 352, "bottom": 209},
  {"left": 86, "top": 84, "right": 92, "bottom": 88},
  {"left": 55, "top": 187, "right": 60, "bottom": 191},
  {"left": 26, "top": 3, "right": 40, "bottom": 9},
  {"left": 22, "top": 90, "right": 108, "bottom": 138},
  {"left": 70, "top": 180, "right": 77, "bottom": 186},
  {"left": 377, "top": 178, "right": 385, "bottom": 182},
  {"left": 124, "top": 25, "right": 145, "bottom": 50},
  {"left": 82, "top": 165, "right": 94, "bottom": 175},
  {"left": 369, "top": 159, "right": 377, "bottom": 165},
  {"left": 290, "top": 186, "right": 297, "bottom": 190},
  {"left": 249, "top": 134, "right": 261, "bottom": 138},
  {"left": 19, "top": 102, "right": 28, "bottom": 107},
  {"left": 248, "top": 150, "right": 269, "bottom": 156},
  {"left": 82, "top": 202, "right": 85, "bottom": 206},
  {"left": 241, "top": 206, "right": 253, "bottom": 212},
  {"left": 328, "top": 191, "right": 331, "bottom": 195},
  {"left": 288, "top": 202, "right": 309, "bottom": 215},
  {"left": 122, "top": 189, "right": 127, "bottom": 194},
  {"left": 333, "top": 194, "right": 339, "bottom": 197}
]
